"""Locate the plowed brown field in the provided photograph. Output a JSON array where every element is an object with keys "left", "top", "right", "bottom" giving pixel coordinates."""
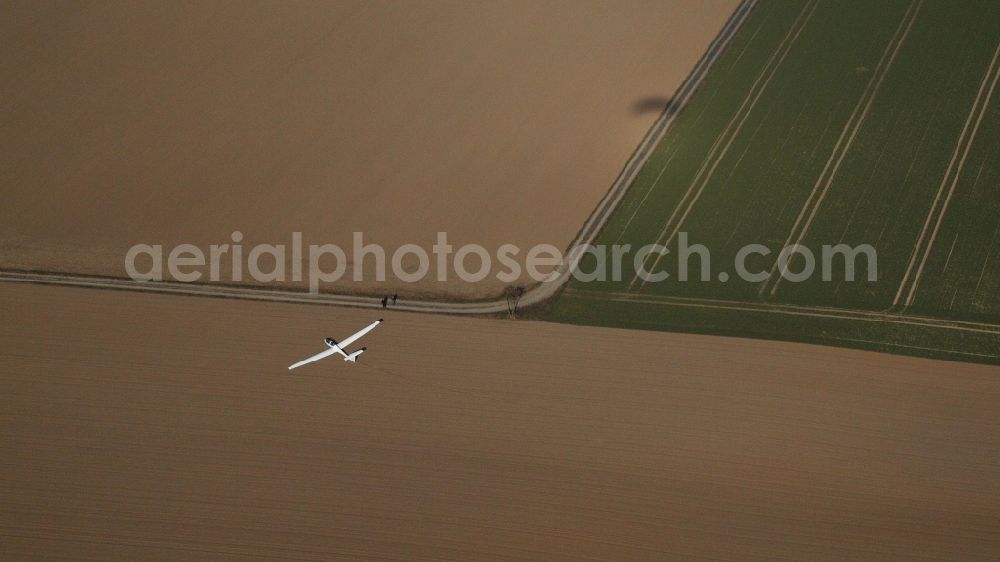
[
  {"left": 3, "top": 282, "right": 999, "bottom": 559},
  {"left": 0, "top": 0, "right": 737, "bottom": 298}
]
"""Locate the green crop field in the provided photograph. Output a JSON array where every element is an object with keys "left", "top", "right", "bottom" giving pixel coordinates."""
[{"left": 549, "top": 0, "right": 1000, "bottom": 363}]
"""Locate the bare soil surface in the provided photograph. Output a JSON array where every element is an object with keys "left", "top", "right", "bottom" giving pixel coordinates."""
[
  {"left": 0, "top": 1, "right": 737, "bottom": 299},
  {"left": 3, "top": 282, "right": 999, "bottom": 560}
]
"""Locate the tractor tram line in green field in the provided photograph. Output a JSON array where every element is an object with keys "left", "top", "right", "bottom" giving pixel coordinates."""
[
  {"left": 894, "top": 40, "right": 1000, "bottom": 309},
  {"left": 761, "top": 0, "right": 923, "bottom": 299},
  {"left": 629, "top": 0, "right": 821, "bottom": 293},
  {"left": 550, "top": 0, "right": 1000, "bottom": 364}
]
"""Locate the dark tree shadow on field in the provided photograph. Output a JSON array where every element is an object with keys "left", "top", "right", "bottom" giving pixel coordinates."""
[{"left": 631, "top": 95, "right": 673, "bottom": 115}]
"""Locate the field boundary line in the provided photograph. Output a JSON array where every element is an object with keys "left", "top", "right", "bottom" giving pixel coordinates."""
[
  {"left": 565, "top": 288, "right": 1000, "bottom": 336},
  {"left": 567, "top": 287, "right": 1000, "bottom": 330},
  {"left": 0, "top": 1, "right": 759, "bottom": 317},
  {"left": 630, "top": 0, "right": 819, "bottom": 291},
  {"left": 761, "top": 0, "right": 922, "bottom": 298},
  {"left": 894, "top": 39, "right": 1000, "bottom": 308}
]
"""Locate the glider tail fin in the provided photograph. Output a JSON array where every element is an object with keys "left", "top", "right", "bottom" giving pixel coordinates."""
[{"left": 344, "top": 348, "right": 366, "bottom": 362}]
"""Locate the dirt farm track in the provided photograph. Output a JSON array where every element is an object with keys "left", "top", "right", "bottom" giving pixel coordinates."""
[{"left": 3, "top": 283, "right": 1000, "bottom": 560}]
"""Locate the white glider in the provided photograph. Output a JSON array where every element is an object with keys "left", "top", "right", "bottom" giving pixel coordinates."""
[{"left": 288, "top": 319, "right": 382, "bottom": 370}]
